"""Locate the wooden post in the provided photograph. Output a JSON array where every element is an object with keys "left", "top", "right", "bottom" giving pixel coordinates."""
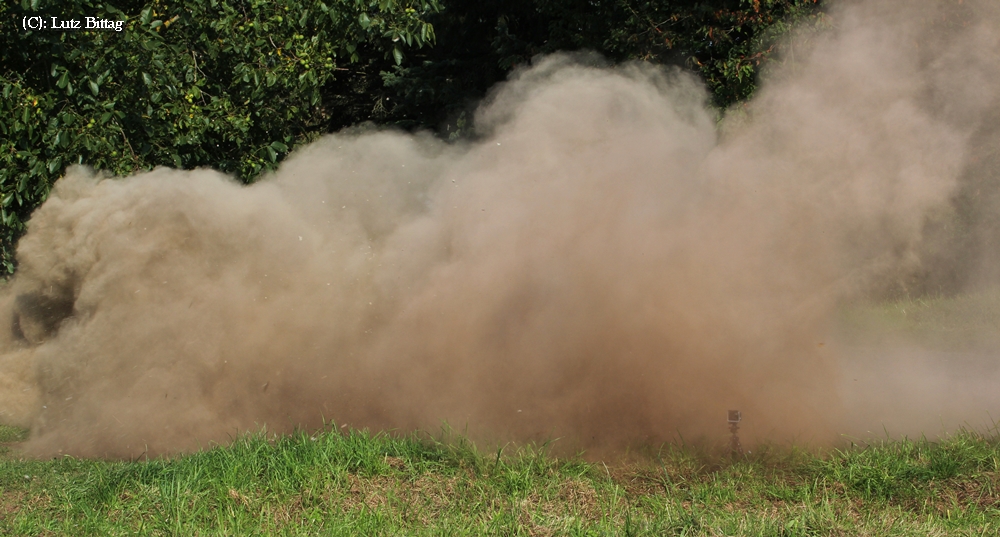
[{"left": 728, "top": 410, "right": 742, "bottom": 458}]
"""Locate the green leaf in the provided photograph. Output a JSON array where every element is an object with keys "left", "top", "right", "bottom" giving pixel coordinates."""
[
  {"left": 57, "top": 71, "right": 69, "bottom": 89},
  {"left": 270, "top": 141, "right": 288, "bottom": 152},
  {"left": 142, "top": 72, "right": 152, "bottom": 85},
  {"left": 393, "top": 45, "right": 403, "bottom": 65},
  {"left": 89, "top": 80, "right": 99, "bottom": 95},
  {"left": 359, "top": 13, "right": 371, "bottom": 29}
]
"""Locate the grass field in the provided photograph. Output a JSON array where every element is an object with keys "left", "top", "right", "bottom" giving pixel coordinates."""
[
  {"left": 2, "top": 423, "right": 1000, "bottom": 536},
  {"left": 837, "top": 287, "right": 1000, "bottom": 351},
  {"left": 3, "top": 291, "right": 1000, "bottom": 535}
]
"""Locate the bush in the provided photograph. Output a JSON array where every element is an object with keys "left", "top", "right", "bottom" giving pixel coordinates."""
[{"left": 0, "top": 0, "right": 441, "bottom": 273}]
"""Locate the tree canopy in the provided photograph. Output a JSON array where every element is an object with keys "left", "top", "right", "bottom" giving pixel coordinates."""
[{"left": 1, "top": 0, "right": 824, "bottom": 274}]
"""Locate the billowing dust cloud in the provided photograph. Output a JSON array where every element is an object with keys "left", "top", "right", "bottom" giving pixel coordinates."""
[{"left": 1, "top": 0, "right": 999, "bottom": 459}]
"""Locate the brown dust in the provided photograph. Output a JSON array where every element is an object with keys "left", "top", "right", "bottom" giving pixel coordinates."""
[{"left": 1, "top": 0, "right": 999, "bottom": 459}]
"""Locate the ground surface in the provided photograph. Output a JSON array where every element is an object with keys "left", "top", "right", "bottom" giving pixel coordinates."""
[
  {"left": 1, "top": 424, "right": 999, "bottom": 536},
  {"left": 3, "top": 292, "right": 1000, "bottom": 535}
]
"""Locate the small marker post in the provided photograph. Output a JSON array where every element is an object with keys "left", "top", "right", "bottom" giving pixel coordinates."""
[{"left": 728, "top": 410, "right": 742, "bottom": 458}]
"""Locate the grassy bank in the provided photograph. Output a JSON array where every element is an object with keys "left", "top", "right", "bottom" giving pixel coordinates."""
[
  {"left": 2, "top": 424, "right": 999, "bottom": 536},
  {"left": 837, "top": 287, "right": 1000, "bottom": 351}
]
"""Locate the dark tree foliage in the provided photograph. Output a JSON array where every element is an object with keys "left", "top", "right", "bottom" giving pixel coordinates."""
[
  {"left": 378, "top": 0, "right": 826, "bottom": 134},
  {"left": 1, "top": 0, "right": 823, "bottom": 275},
  {"left": 1, "top": 0, "right": 441, "bottom": 273}
]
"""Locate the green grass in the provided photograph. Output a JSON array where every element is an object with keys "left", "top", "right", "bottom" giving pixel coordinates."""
[
  {"left": 837, "top": 287, "right": 1000, "bottom": 350},
  {"left": 0, "top": 425, "right": 27, "bottom": 443},
  {"left": 2, "top": 426, "right": 999, "bottom": 535}
]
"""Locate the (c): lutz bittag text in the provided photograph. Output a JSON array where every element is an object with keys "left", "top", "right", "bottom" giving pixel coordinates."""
[{"left": 22, "top": 16, "right": 125, "bottom": 32}]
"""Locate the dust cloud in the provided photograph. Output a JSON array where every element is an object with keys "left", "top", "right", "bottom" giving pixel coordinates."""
[{"left": 1, "top": 0, "right": 999, "bottom": 459}]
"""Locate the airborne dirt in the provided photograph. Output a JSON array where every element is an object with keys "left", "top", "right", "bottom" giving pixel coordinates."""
[{"left": 1, "top": 0, "right": 999, "bottom": 459}]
